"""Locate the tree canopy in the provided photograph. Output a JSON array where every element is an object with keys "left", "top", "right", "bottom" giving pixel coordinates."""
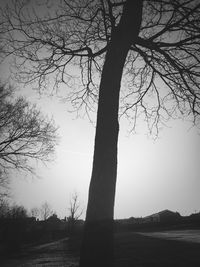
[
  {"left": 0, "top": 83, "right": 58, "bottom": 189},
  {"left": 1, "top": 0, "right": 200, "bottom": 133}
]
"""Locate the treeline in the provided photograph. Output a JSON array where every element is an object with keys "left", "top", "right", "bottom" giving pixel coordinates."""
[
  {"left": 0, "top": 201, "right": 35, "bottom": 256},
  {"left": 0, "top": 197, "right": 83, "bottom": 258}
]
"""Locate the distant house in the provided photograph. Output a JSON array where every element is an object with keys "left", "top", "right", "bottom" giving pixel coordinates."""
[
  {"left": 45, "top": 214, "right": 68, "bottom": 231},
  {"left": 142, "top": 209, "right": 181, "bottom": 223},
  {"left": 115, "top": 217, "right": 143, "bottom": 229},
  {"left": 75, "top": 219, "right": 84, "bottom": 226}
]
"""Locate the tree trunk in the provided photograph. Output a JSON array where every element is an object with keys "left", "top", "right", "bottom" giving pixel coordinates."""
[{"left": 79, "top": 1, "right": 143, "bottom": 266}]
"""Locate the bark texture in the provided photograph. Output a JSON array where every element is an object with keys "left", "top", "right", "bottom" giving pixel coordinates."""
[{"left": 79, "top": 1, "right": 143, "bottom": 266}]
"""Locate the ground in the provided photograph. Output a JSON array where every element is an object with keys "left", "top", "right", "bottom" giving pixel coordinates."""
[
  {"left": 115, "top": 229, "right": 200, "bottom": 267},
  {"left": 1, "top": 230, "right": 200, "bottom": 266},
  {"left": 139, "top": 229, "right": 200, "bottom": 243},
  {"left": 1, "top": 238, "right": 79, "bottom": 267}
]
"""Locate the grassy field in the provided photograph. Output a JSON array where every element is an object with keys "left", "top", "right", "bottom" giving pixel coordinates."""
[
  {"left": 115, "top": 231, "right": 200, "bottom": 267},
  {"left": 1, "top": 230, "right": 200, "bottom": 266}
]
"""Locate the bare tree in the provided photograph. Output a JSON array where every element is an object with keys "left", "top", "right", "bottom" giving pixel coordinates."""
[
  {"left": 0, "top": 197, "right": 10, "bottom": 218},
  {"left": 0, "top": 169, "right": 9, "bottom": 198},
  {"left": 0, "top": 83, "right": 58, "bottom": 188},
  {"left": 68, "top": 192, "right": 83, "bottom": 221},
  {"left": 1, "top": 1, "right": 200, "bottom": 266},
  {"left": 8, "top": 204, "right": 28, "bottom": 219},
  {"left": 40, "top": 201, "right": 53, "bottom": 221},
  {"left": 0, "top": 199, "right": 28, "bottom": 219},
  {"left": 30, "top": 207, "right": 40, "bottom": 219},
  {"left": 67, "top": 192, "right": 83, "bottom": 235}
]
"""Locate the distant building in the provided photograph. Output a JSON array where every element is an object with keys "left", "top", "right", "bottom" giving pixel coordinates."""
[
  {"left": 142, "top": 209, "right": 181, "bottom": 223},
  {"left": 45, "top": 214, "right": 68, "bottom": 231}
]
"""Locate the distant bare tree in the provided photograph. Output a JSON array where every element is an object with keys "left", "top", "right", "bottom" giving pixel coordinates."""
[
  {"left": 8, "top": 204, "right": 28, "bottom": 219},
  {"left": 68, "top": 192, "right": 83, "bottom": 221},
  {"left": 0, "top": 201, "right": 28, "bottom": 219},
  {"left": 0, "top": 198, "right": 9, "bottom": 218},
  {"left": 40, "top": 201, "right": 53, "bottom": 221},
  {"left": 0, "top": 169, "right": 9, "bottom": 198},
  {"left": 67, "top": 192, "right": 83, "bottom": 236},
  {"left": 0, "top": 83, "right": 58, "bottom": 190},
  {"left": 30, "top": 207, "right": 39, "bottom": 219}
]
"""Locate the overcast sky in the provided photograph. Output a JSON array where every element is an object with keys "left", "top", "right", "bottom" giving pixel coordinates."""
[
  {"left": 1, "top": 0, "right": 200, "bottom": 220},
  {"left": 7, "top": 87, "right": 200, "bottom": 219}
]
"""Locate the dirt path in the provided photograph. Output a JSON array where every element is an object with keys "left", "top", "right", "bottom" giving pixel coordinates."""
[{"left": 1, "top": 238, "right": 79, "bottom": 267}]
